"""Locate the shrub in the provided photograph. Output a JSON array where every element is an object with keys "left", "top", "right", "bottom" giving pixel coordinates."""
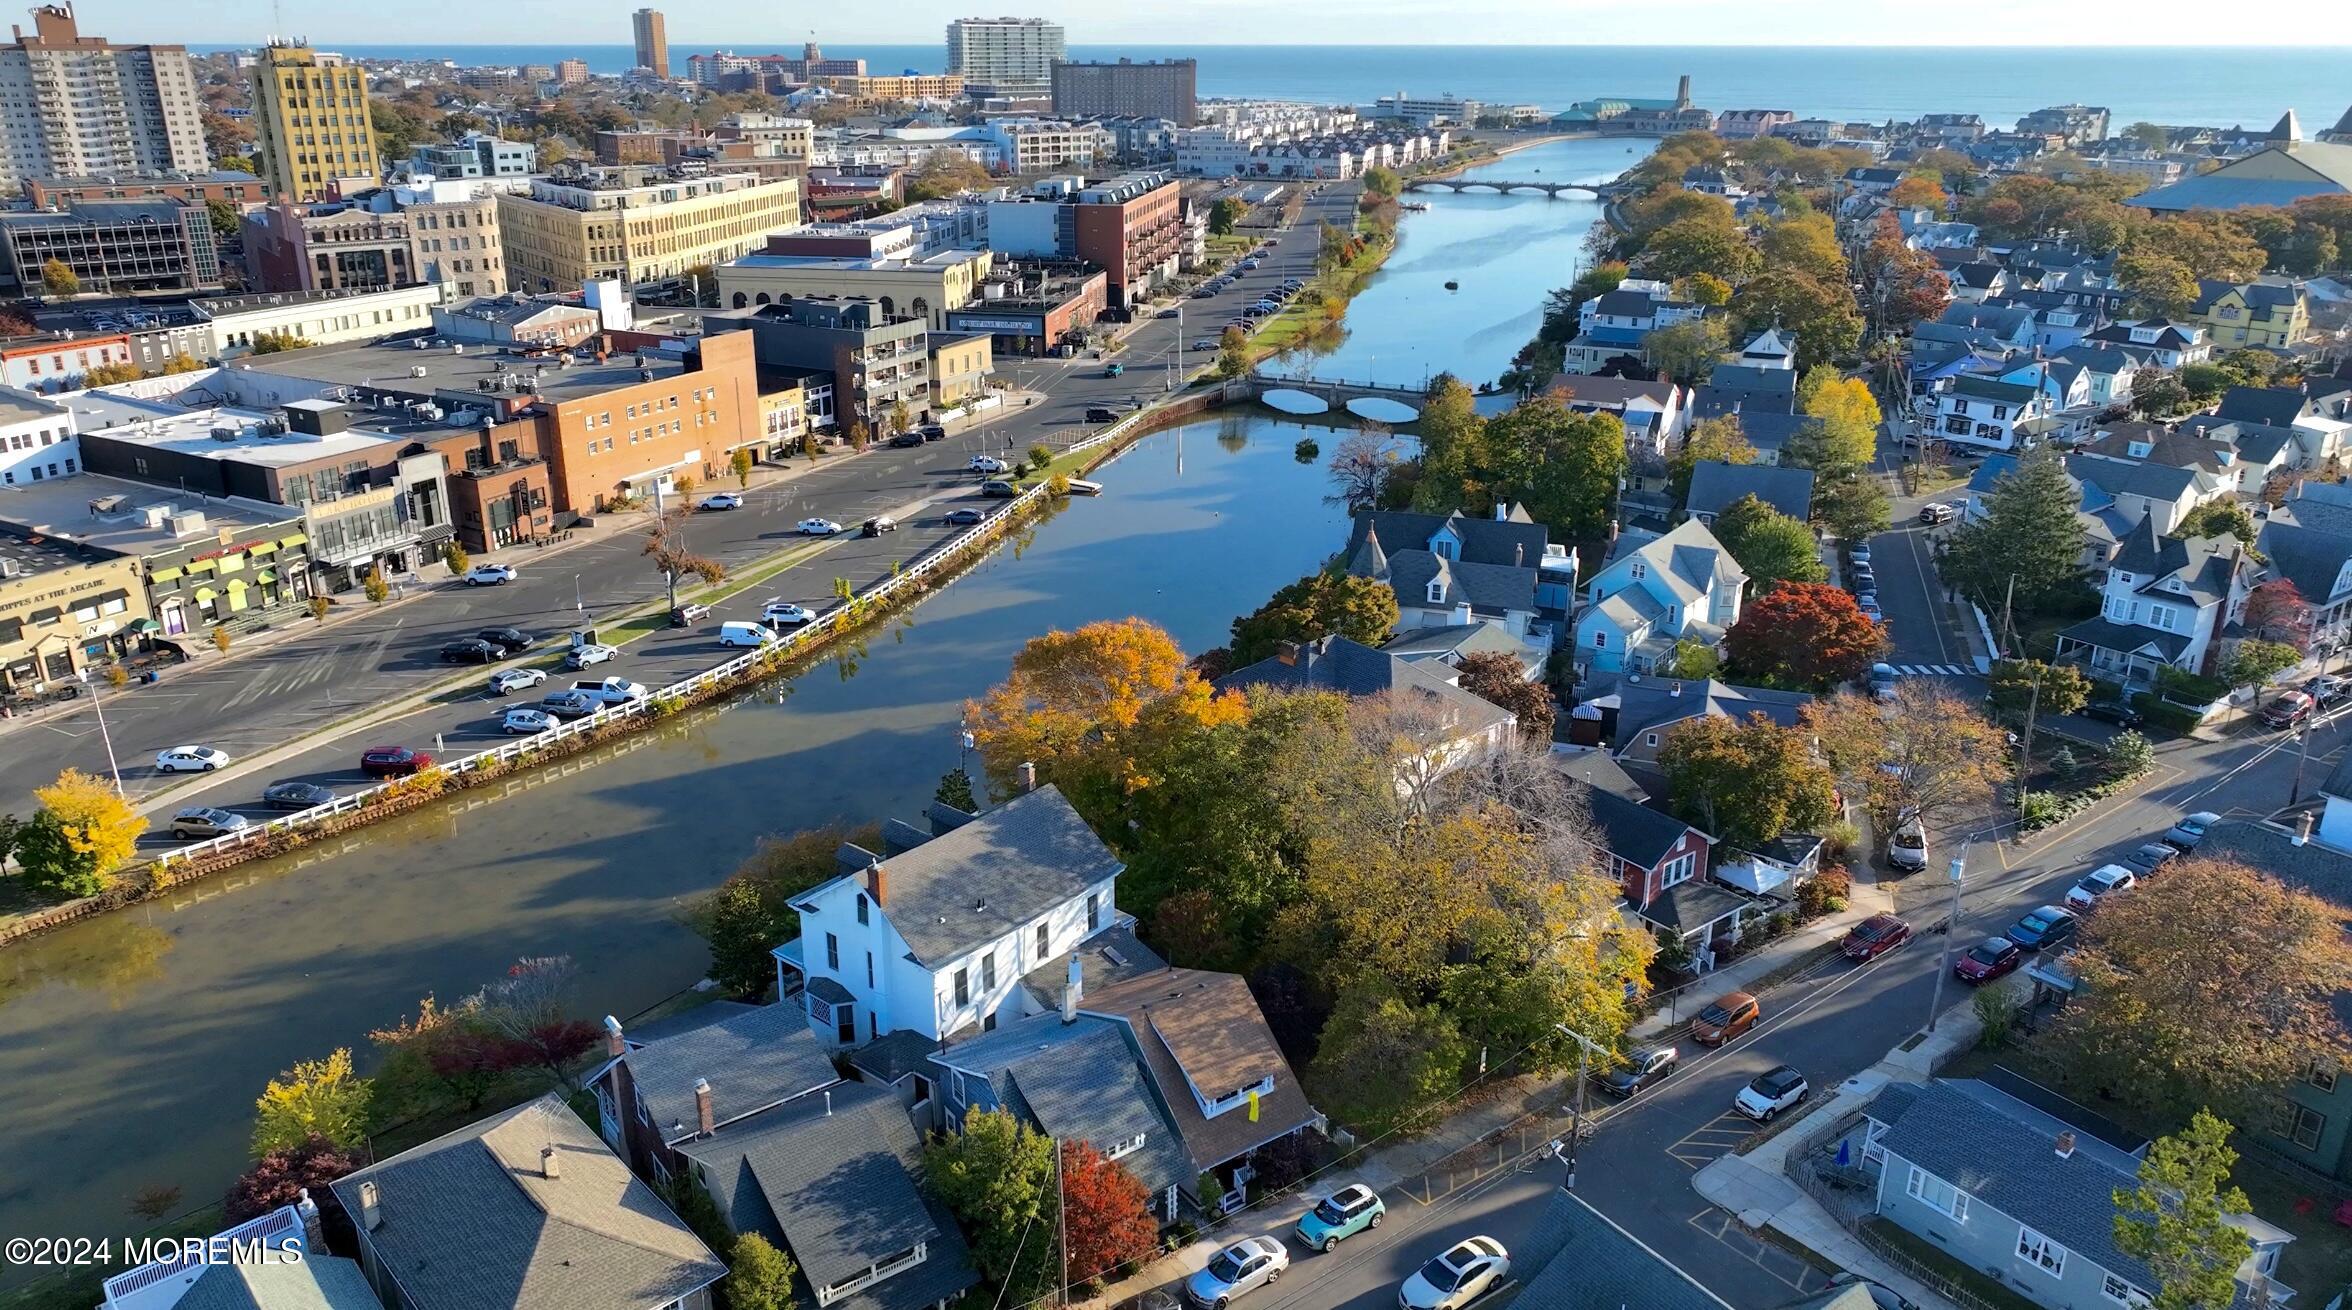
[
  {"left": 2130, "top": 691, "right": 2203, "bottom": 735},
  {"left": 1796, "top": 865, "right": 1853, "bottom": 919},
  {"left": 1821, "top": 820, "right": 1861, "bottom": 860},
  {"left": 307, "top": 595, "right": 331, "bottom": 622},
  {"left": 1294, "top": 437, "right": 1321, "bottom": 461},
  {"left": 1974, "top": 985, "right": 2022, "bottom": 1048}
]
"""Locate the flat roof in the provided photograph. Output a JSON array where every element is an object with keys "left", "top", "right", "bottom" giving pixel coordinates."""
[
  {"left": 0, "top": 522, "right": 126, "bottom": 579},
  {"left": 225, "top": 336, "right": 693, "bottom": 405},
  {"left": 727, "top": 248, "right": 985, "bottom": 272},
  {"left": 0, "top": 472, "right": 298, "bottom": 555},
  {"left": 190, "top": 285, "right": 439, "bottom": 317},
  {"left": 0, "top": 387, "right": 70, "bottom": 424},
  {"left": 68, "top": 401, "right": 399, "bottom": 468}
]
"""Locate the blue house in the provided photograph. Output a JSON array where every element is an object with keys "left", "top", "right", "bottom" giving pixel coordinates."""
[{"left": 1574, "top": 520, "right": 1746, "bottom": 678}]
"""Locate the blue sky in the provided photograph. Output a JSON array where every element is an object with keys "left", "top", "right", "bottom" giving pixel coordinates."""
[{"left": 88, "top": 0, "right": 2352, "bottom": 46}]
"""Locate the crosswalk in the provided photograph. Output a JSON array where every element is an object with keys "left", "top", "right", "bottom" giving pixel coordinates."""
[{"left": 1889, "top": 663, "right": 1974, "bottom": 677}]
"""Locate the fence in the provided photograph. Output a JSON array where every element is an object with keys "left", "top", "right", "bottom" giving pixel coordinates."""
[
  {"left": 1854, "top": 1224, "right": 2006, "bottom": 1310},
  {"left": 16, "top": 408, "right": 1169, "bottom": 933}
]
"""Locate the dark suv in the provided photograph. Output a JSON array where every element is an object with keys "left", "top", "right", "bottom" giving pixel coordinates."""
[{"left": 478, "top": 627, "right": 536, "bottom": 653}]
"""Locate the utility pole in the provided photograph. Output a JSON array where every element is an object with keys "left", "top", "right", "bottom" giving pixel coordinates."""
[
  {"left": 1925, "top": 848, "right": 1967, "bottom": 1033},
  {"left": 1552, "top": 1023, "right": 1603, "bottom": 1191},
  {"left": 1053, "top": 1137, "right": 1068, "bottom": 1307},
  {"left": 75, "top": 666, "right": 123, "bottom": 793},
  {"left": 1998, "top": 573, "right": 2017, "bottom": 659},
  {"left": 2293, "top": 718, "right": 2314, "bottom": 805},
  {"left": 2016, "top": 663, "right": 2043, "bottom": 832}
]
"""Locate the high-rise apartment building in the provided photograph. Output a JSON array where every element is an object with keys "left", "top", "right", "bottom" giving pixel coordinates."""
[
  {"left": 945, "top": 17, "right": 1064, "bottom": 96},
  {"left": 555, "top": 57, "right": 589, "bottom": 85},
  {"left": 631, "top": 8, "right": 668, "bottom": 79},
  {"left": 1051, "top": 58, "right": 1198, "bottom": 127},
  {"left": 0, "top": 4, "right": 208, "bottom": 191},
  {"left": 249, "top": 41, "right": 379, "bottom": 204}
]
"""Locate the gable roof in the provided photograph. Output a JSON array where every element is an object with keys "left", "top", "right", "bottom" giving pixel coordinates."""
[
  {"left": 616, "top": 1003, "right": 839, "bottom": 1142},
  {"left": 1549, "top": 373, "right": 1679, "bottom": 409},
  {"left": 2216, "top": 384, "right": 2317, "bottom": 430},
  {"left": 2198, "top": 818, "right": 2352, "bottom": 904},
  {"left": 1686, "top": 461, "right": 1815, "bottom": 522},
  {"left": 1725, "top": 409, "right": 1819, "bottom": 457},
  {"left": 1691, "top": 364, "right": 1798, "bottom": 418},
  {"left": 1081, "top": 968, "right": 1322, "bottom": 1173},
  {"left": 932, "top": 1014, "right": 1193, "bottom": 1199},
  {"left": 1346, "top": 509, "right": 1549, "bottom": 572},
  {"left": 2130, "top": 140, "right": 2352, "bottom": 211},
  {"left": 1577, "top": 774, "right": 1704, "bottom": 869},
  {"left": 1600, "top": 518, "right": 1747, "bottom": 601},
  {"left": 329, "top": 1094, "right": 725, "bottom": 1310},
  {"left": 2108, "top": 515, "right": 2241, "bottom": 607},
  {"left": 2259, "top": 501, "right": 2352, "bottom": 603},
  {"left": 1214, "top": 635, "right": 1516, "bottom": 743},
  {"left": 1611, "top": 678, "right": 1814, "bottom": 747},
  {"left": 168, "top": 1257, "right": 382, "bottom": 1310},
  {"left": 852, "top": 785, "right": 1124, "bottom": 968},
  {"left": 2064, "top": 451, "right": 2210, "bottom": 506},
  {"left": 675, "top": 1080, "right": 979, "bottom": 1310}
]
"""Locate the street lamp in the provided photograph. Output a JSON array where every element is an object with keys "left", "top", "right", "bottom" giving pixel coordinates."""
[
  {"left": 74, "top": 665, "right": 124, "bottom": 793},
  {"left": 1924, "top": 848, "right": 1968, "bottom": 1033}
]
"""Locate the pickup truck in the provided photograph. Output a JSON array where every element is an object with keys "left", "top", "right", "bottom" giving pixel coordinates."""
[{"left": 569, "top": 676, "right": 650, "bottom": 706}]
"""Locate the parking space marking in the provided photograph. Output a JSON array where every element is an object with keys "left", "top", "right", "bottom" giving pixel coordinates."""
[
  {"left": 1686, "top": 1208, "right": 1838, "bottom": 1296},
  {"left": 1665, "top": 1112, "right": 1756, "bottom": 1169}
]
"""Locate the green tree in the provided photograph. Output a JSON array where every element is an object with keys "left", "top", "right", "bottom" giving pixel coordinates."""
[
  {"left": 2220, "top": 639, "right": 2301, "bottom": 694},
  {"left": 1788, "top": 367, "right": 1881, "bottom": 475},
  {"left": 2172, "top": 500, "right": 2259, "bottom": 547},
  {"left": 2117, "top": 250, "right": 2202, "bottom": 317},
  {"left": 2124, "top": 121, "right": 2170, "bottom": 151},
  {"left": 1986, "top": 659, "right": 2091, "bottom": 718},
  {"left": 904, "top": 149, "right": 993, "bottom": 201},
  {"left": 1229, "top": 571, "right": 1399, "bottom": 666},
  {"left": 14, "top": 769, "right": 146, "bottom": 898},
  {"left": 924, "top": 1108, "right": 1059, "bottom": 1307},
  {"left": 441, "top": 541, "right": 469, "bottom": 577},
  {"left": 1941, "top": 446, "right": 2091, "bottom": 615},
  {"left": 1361, "top": 166, "right": 1403, "bottom": 200},
  {"left": 205, "top": 198, "right": 241, "bottom": 239},
  {"left": 1412, "top": 374, "right": 1489, "bottom": 511},
  {"left": 1659, "top": 638, "right": 1722, "bottom": 681},
  {"left": 934, "top": 767, "right": 978, "bottom": 811},
  {"left": 1812, "top": 473, "right": 1890, "bottom": 545},
  {"left": 1656, "top": 711, "right": 1837, "bottom": 852},
  {"left": 1644, "top": 317, "right": 1728, "bottom": 386},
  {"left": 250, "top": 330, "right": 312, "bottom": 355},
  {"left": 81, "top": 360, "right": 143, "bottom": 386},
  {"left": 252, "top": 1048, "right": 372, "bottom": 1155},
  {"left": 1216, "top": 325, "right": 1252, "bottom": 379},
  {"left": 1209, "top": 196, "right": 1248, "bottom": 236},
  {"left": 727, "top": 1234, "right": 799, "bottom": 1310},
  {"left": 1730, "top": 269, "right": 1863, "bottom": 372},
  {"left": 1641, "top": 216, "right": 1761, "bottom": 284},
  {"left": 731, "top": 447, "right": 755, "bottom": 489},
  {"left": 161, "top": 352, "right": 205, "bottom": 374},
  {"left": 1712, "top": 493, "right": 1826, "bottom": 593},
  {"left": 2114, "top": 1112, "right": 2256, "bottom": 1310},
  {"left": 1479, "top": 396, "right": 1627, "bottom": 542},
  {"left": 692, "top": 827, "right": 870, "bottom": 998},
  {"left": 1758, "top": 211, "right": 1848, "bottom": 284},
  {"left": 1309, "top": 984, "right": 1466, "bottom": 1136},
  {"left": 1666, "top": 415, "right": 1756, "bottom": 506},
  {"left": 40, "top": 258, "right": 79, "bottom": 297}
]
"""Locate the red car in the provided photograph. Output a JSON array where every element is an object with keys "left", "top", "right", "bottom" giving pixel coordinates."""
[
  {"left": 1842, "top": 913, "right": 1914, "bottom": 961},
  {"left": 1953, "top": 936, "right": 2023, "bottom": 984},
  {"left": 360, "top": 746, "right": 436, "bottom": 778}
]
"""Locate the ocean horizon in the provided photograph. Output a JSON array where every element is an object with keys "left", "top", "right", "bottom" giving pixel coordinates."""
[{"left": 186, "top": 42, "right": 2352, "bottom": 132}]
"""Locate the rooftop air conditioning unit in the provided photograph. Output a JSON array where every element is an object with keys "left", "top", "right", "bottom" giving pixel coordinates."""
[
  {"left": 209, "top": 426, "right": 240, "bottom": 441},
  {"left": 0, "top": 558, "right": 20, "bottom": 579},
  {"left": 167, "top": 510, "right": 207, "bottom": 537},
  {"left": 451, "top": 343, "right": 464, "bottom": 354},
  {"left": 411, "top": 365, "right": 429, "bottom": 377}
]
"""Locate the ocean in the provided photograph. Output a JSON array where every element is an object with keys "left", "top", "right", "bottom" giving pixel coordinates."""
[{"left": 188, "top": 42, "right": 2352, "bottom": 132}]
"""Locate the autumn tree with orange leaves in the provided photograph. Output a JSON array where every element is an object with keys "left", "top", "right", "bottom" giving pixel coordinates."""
[
  {"left": 1058, "top": 1140, "right": 1160, "bottom": 1291},
  {"left": 1724, "top": 581, "right": 1886, "bottom": 689}
]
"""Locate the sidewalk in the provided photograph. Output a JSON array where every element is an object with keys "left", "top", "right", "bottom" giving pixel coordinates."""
[
  {"left": 1633, "top": 874, "right": 1893, "bottom": 1040},
  {"left": 1692, "top": 1009, "right": 1984, "bottom": 1310}
]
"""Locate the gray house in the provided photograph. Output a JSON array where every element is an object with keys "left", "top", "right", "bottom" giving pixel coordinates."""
[
  {"left": 1684, "top": 460, "right": 1817, "bottom": 525},
  {"left": 1864, "top": 1080, "right": 2293, "bottom": 1310}
]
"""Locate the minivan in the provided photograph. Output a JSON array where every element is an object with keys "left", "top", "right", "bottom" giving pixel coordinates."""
[{"left": 718, "top": 621, "right": 774, "bottom": 648}]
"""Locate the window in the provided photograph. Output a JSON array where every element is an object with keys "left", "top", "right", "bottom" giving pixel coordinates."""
[
  {"left": 953, "top": 967, "right": 970, "bottom": 1007},
  {"left": 866, "top": 953, "right": 874, "bottom": 987},
  {"left": 856, "top": 893, "right": 868, "bottom": 925},
  {"left": 2102, "top": 1274, "right": 2151, "bottom": 1309},
  {"left": 1427, "top": 578, "right": 1446, "bottom": 604},
  {"left": 1593, "top": 630, "right": 1608, "bottom": 648},
  {"left": 981, "top": 952, "right": 997, "bottom": 991},
  {"left": 1086, "top": 893, "right": 1100, "bottom": 932},
  {"left": 2310, "top": 1064, "right": 2339, "bottom": 1093},
  {"left": 1905, "top": 1166, "right": 1968, "bottom": 1220},
  {"left": 1629, "top": 561, "right": 1647, "bottom": 580},
  {"left": 2290, "top": 1104, "right": 2326, "bottom": 1151},
  {"left": 1660, "top": 851, "right": 1697, "bottom": 888},
  {"left": 2016, "top": 1227, "right": 2066, "bottom": 1277},
  {"left": 1036, "top": 923, "right": 1049, "bottom": 958},
  {"left": 1645, "top": 733, "right": 1659, "bottom": 748},
  {"left": 825, "top": 932, "right": 839, "bottom": 970}
]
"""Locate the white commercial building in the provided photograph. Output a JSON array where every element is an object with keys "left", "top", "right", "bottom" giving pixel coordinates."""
[
  {"left": 945, "top": 16, "right": 1065, "bottom": 96},
  {"left": 0, "top": 386, "right": 75, "bottom": 487}
]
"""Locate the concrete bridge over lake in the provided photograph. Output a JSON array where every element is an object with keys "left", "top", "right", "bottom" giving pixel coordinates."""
[
  {"left": 1246, "top": 375, "right": 1520, "bottom": 423},
  {"left": 1405, "top": 178, "right": 1612, "bottom": 197}
]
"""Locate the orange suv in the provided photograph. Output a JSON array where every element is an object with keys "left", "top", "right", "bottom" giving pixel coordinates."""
[{"left": 1691, "top": 992, "right": 1760, "bottom": 1046}]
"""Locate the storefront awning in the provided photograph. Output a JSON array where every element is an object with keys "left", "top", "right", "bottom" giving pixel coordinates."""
[
  {"left": 128, "top": 618, "right": 162, "bottom": 633},
  {"left": 254, "top": 569, "right": 277, "bottom": 584},
  {"left": 415, "top": 523, "right": 456, "bottom": 545},
  {"left": 93, "top": 589, "right": 129, "bottom": 605},
  {"left": 248, "top": 542, "right": 277, "bottom": 557},
  {"left": 278, "top": 533, "right": 308, "bottom": 548},
  {"left": 28, "top": 606, "right": 60, "bottom": 624},
  {"left": 193, "top": 586, "right": 217, "bottom": 602},
  {"left": 217, "top": 554, "right": 246, "bottom": 574},
  {"left": 186, "top": 558, "right": 215, "bottom": 574},
  {"left": 149, "top": 566, "right": 183, "bottom": 582}
]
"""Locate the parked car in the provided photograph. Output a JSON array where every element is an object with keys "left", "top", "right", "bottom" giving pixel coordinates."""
[
  {"left": 1843, "top": 913, "right": 1914, "bottom": 961},
  {"left": 1857, "top": 597, "right": 1884, "bottom": 624},
  {"left": 1296, "top": 1184, "right": 1384, "bottom": 1252},
  {"left": 945, "top": 506, "right": 986, "bottom": 525},
  {"left": 360, "top": 746, "right": 435, "bottom": 778},
  {"left": 261, "top": 780, "right": 336, "bottom": 810},
  {"left": 2066, "top": 864, "right": 2137, "bottom": 910},
  {"left": 2308, "top": 675, "right": 2352, "bottom": 710},
  {"left": 1690, "top": 991, "right": 1760, "bottom": 1046},
  {"left": 2079, "top": 700, "right": 2143, "bottom": 728},
  {"left": 169, "top": 806, "right": 250, "bottom": 840},
  {"left": 569, "top": 677, "right": 648, "bottom": 706},
  {"left": 478, "top": 627, "right": 536, "bottom": 653},
  {"left": 969, "top": 455, "right": 1008, "bottom": 474},
  {"left": 439, "top": 637, "right": 504, "bottom": 664},
  {"left": 762, "top": 600, "right": 815, "bottom": 625},
  {"left": 2263, "top": 691, "right": 2315, "bottom": 729},
  {"left": 489, "top": 667, "right": 547, "bottom": 696},
  {"left": 1398, "top": 1238, "right": 1509, "bottom": 1310},
  {"left": 919, "top": 423, "right": 948, "bottom": 442},
  {"left": 1735, "top": 1066, "right": 1810, "bottom": 1121},
  {"left": 796, "top": 517, "right": 844, "bottom": 536},
  {"left": 670, "top": 602, "right": 713, "bottom": 628},
  {"left": 1827, "top": 1274, "right": 1921, "bottom": 1310},
  {"left": 2123, "top": 842, "right": 2178, "bottom": 875},
  {"left": 980, "top": 479, "right": 1020, "bottom": 498},
  {"left": 1598, "top": 1044, "right": 1680, "bottom": 1097},
  {"left": 698, "top": 493, "right": 744, "bottom": 511},
  {"left": 1888, "top": 817, "right": 1928, "bottom": 873},
  {"left": 462, "top": 563, "right": 518, "bottom": 586},
  {"left": 1919, "top": 502, "right": 1957, "bottom": 525},
  {"left": 1185, "top": 1236, "right": 1287, "bottom": 1308},
  {"left": 861, "top": 515, "right": 898, "bottom": 536},
  {"left": 1954, "top": 936, "right": 2024, "bottom": 984},
  {"left": 2005, "top": 905, "right": 2079, "bottom": 951},
  {"left": 540, "top": 689, "right": 599, "bottom": 718},
  {"left": 155, "top": 744, "right": 230, "bottom": 773},
  {"left": 2162, "top": 810, "right": 2220, "bottom": 850},
  {"left": 1869, "top": 662, "right": 1898, "bottom": 701},
  {"left": 565, "top": 643, "right": 619, "bottom": 669},
  {"left": 1192, "top": 337, "right": 1218, "bottom": 350},
  {"left": 718, "top": 621, "right": 775, "bottom": 648},
  {"left": 1085, "top": 406, "right": 1120, "bottom": 423},
  {"left": 1847, "top": 543, "right": 1872, "bottom": 566},
  {"left": 502, "top": 706, "right": 558, "bottom": 734}
]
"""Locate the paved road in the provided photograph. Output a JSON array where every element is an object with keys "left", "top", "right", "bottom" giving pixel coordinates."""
[{"left": 0, "top": 185, "right": 1361, "bottom": 820}]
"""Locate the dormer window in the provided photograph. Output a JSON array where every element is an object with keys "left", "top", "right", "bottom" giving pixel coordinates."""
[
  {"left": 1630, "top": 561, "right": 1647, "bottom": 580},
  {"left": 1427, "top": 578, "right": 1446, "bottom": 604}
]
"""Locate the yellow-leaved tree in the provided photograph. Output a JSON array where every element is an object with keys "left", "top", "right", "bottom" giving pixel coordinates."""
[
  {"left": 252, "top": 1047, "right": 373, "bottom": 1155},
  {"left": 15, "top": 768, "right": 147, "bottom": 897}
]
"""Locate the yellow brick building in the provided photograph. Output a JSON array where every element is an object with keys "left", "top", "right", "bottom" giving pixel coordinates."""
[
  {"left": 250, "top": 43, "right": 379, "bottom": 203},
  {"left": 497, "top": 172, "right": 802, "bottom": 294}
]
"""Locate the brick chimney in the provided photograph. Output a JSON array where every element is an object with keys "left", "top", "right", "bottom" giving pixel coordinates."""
[
  {"left": 540, "top": 1145, "right": 561, "bottom": 1179},
  {"left": 358, "top": 1180, "right": 383, "bottom": 1231},
  {"left": 2054, "top": 1131, "right": 2076, "bottom": 1159},
  {"left": 1275, "top": 639, "right": 1302, "bottom": 666},
  {"left": 603, "top": 1014, "right": 625, "bottom": 1057},
  {"left": 693, "top": 1078, "right": 716, "bottom": 1135},
  {"left": 865, "top": 861, "right": 888, "bottom": 906}
]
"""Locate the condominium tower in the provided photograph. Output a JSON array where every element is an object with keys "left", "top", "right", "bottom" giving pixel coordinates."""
[
  {"left": 0, "top": 4, "right": 208, "bottom": 190},
  {"left": 631, "top": 8, "right": 668, "bottom": 79},
  {"left": 249, "top": 41, "right": 379, "bottom": 204},
  {"left": 945, "top": 17, "right": 1064, "bottom": 96}
]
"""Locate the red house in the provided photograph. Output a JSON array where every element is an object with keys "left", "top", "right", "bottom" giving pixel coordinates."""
[{"left": 1556, "top": 753, "right": 1756, "bottom": 952}]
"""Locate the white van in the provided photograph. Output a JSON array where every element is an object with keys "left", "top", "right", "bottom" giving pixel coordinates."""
[{"left": 718, "top": 621, "right": 774, "bottom": 648}]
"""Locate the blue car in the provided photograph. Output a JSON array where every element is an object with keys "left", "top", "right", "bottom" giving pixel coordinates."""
[
  {"left": 2005, "top": 905, "right": 2079, "bottom": 951},
  {"left": 1294, "top": 1183, "right": 1383, "bottom": 1252}
]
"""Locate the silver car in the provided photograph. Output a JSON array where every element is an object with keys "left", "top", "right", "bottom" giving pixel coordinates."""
[
  {"left": 170, "top": 806, "right": 250, "bottom": 840},
  {"left": 1186, "top": 1237, "right": 1288, "bottom": 1309}
]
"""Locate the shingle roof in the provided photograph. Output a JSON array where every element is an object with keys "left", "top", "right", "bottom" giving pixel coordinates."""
[
  {"left": 675, "top": 1080, "right": 979, "bottom": 1310},
  {"left": 1214, "top": 635, "right": 1516, "bottom": 743},
  {"left": 1346, "top": 509, "right": 1550, "bottom": 572},
  {"left": 1729, "top": 410, "right": 1820, "bottom": 457},
  {"left": 1576, "top": 776, "right": 1702, "bottom": 868},
  {"left": 848, "top": 1029, "right": 942, "bottom": 1084},
  {"left": 934, "top": 1014, "right": 1193, "bottom": 1197},
  {"left": 857, "top": 785, "right": 1124, "bottom": 968},
  {"left": 1381, "top": 620, "right": 1528, "bottom": 665},
  {"left": 1079, "top": 968, "right": 1317, "bottom": 1172},
  {"left": 2216, "top": 384, "right": 2317, "bottom": 430},
  {"left": 1611, "top": 678, "right": 1814, "bottom": 747},
  {"left": 1686, "top": 461, "right": 1815, "bottom": 522},
  {"left": 1691, "top": 365, "right": 1798, "bottom": 418},
  {"left": 2064, "top": 452, "right": 2209, "bottom": 506},
  {"left": 1605, "top": 518, "right": 1747, "bottom": 600},
  {"left": 1505, "top": 1175, "right": 1732, "bottom": 1310},
  {"left": 330, "top": 1094, "right": 725, "bottom": 1310},
  {"left": 2258, "top": 505, "right": 2352, "bottom": 606},
  {"left": 1948, "top": 375, "right": 2040, "bottom": 404},
  {"left": 2054, "top": 613, "right": 2192, "bottom": 661},
  {"left": 618, "top": 1003, "right": 838, "bottom": 1142},
  {"left": 170, "top": 1256, "right": 383, "bottom": 1310},
  {"left": 2130, "top": 141, "right": 2352, "bottom": 211},
  {"left": 2197, "top": 818, "right": 2352, "bottom": 901}
]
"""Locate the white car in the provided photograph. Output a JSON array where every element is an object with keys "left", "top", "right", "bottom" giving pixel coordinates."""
[
  {"left": 462, "top": 563, "right": 518, "bottom": 586},
  {"left": 502, "top": 706, "right": 558, "bottom": 734},
  {"left": 155, "top": 744, "right": 230, "bottom": 773},
  {"left": 796, "top": 517, "right": 844, "bottom": 536},
  {"left": 762, "top": 600, "right": 816, "bottom": 625},
  {"left": 968, "top": 455, "right": 1008, "bottom": 474},
  {"left": 565, "top": 643, "right": 618, "bottom": 669},
  {"left": 2066, "top": 864, "right": 2137, "bottom": 910},
  {"left": 698, "top": 492, "right": 745, "bottom": 511},
  {"left": 1184, "top": 1236, "right": 1288, "bottom": 1308},
  {"left": 1398, "top": 1238, "right": 1509, "bottom": 1310},
  {"left": 488, "top": 667, "right": 548, "bottom": 695},
  {"left": 1735, "top": 1066, "right": 1810, "bottom": 1121}
]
